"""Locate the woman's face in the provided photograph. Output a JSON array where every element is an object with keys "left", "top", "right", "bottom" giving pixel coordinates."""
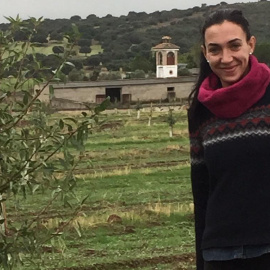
[{"left": 202, "top": 20, "right": 256, "bottom": 87}]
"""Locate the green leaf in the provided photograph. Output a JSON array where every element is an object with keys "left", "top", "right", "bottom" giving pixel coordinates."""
[
  {"left": 0, "top": 93, "right": 7, "bottom": 102},
  {"left": 32, "top": 184, "right": 40, "bottom": 194},
  {"left": 67, "top": 124, "right": 73, "bottom": 132},
  {"left": 65, "top": 61, "right": 75, "bottom": 67},
  {"left": 64, "top": 196, "right": 73, "bottom": 209},
  {"left": 59, "top": 119, "right": 64, "bottom": 129},
  {"left": 81, "top": 195, "right": 89, "bottom": 205},
  {"left": 21, "top": 42, "right": 27, "bottom": 50},
  {"left": 23, "top": 92, "right": 29, "bottom": 105},
  {"left": 0, "top": 217, "right": 5, "bottom": 225},
  {"left": 51, "top": 186, "right": 62, "bottom": 198},
  {"left": 94, "top": 97, "right": 111, "bottom": 114},
  {"left": 74, "top": 221, "right": 82, "bottom": 238},
  {"left": 58, "top": 158, "right": 69, "bottom": 170},
  {"left": 49, "top": 85, "right": 54, "bottom": 100}
]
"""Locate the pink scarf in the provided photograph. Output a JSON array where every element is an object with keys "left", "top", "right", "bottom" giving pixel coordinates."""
[{"left": 198, "top": 55, "right": 270, "bottom": 118}]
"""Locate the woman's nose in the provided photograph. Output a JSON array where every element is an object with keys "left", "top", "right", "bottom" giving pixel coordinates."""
[{"left": 221, "top": 49, "right": 233, "bottom": 63}]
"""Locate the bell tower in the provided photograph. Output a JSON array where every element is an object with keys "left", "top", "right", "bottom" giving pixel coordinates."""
[{"left": 152, "top": 36, "right": 180, "bottom": 78}]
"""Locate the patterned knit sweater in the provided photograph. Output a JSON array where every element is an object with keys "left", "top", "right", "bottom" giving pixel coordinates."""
[{"left": 188, "top": 83, "right": 270, "bottom": 270}]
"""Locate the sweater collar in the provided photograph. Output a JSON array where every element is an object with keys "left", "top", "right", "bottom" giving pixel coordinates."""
[{"left": 198, "top": 55, "right": 270, "bottom": 118}]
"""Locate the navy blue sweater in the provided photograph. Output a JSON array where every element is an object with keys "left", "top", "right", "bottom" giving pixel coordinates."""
[{"left": 188, "top": 84, "right": 270, "bottom": 270}]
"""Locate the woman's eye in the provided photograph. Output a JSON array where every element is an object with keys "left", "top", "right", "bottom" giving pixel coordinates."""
[
  {"left": 231, "top": 44, "right": 241, "bottom": 50},
  {"left": 208, "top": 48, "right": 219, "bottom": 54}
]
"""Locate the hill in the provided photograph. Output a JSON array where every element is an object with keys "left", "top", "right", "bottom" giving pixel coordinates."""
[{"left": 1, "top": 1, "right": 270, "bottom": 75}]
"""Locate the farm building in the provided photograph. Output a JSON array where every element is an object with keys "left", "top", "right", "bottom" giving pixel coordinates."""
[
  {"left": 40, "top": 76, "right": 196, "bottom": 110},
  {"left": 36, "top": 35, "right": 197, "bottom": 110}
]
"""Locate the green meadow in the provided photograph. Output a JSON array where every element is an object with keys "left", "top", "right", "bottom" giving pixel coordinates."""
[
  {"left": 8, "top": 108, "right": 195, "bottom": 270},
  {"left": 9, "top": 42, "right": 103, "bottom": 57}
]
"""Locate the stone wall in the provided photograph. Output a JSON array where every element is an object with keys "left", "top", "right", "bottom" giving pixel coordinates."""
[{"left": 39, "top": 77, "right": 196, "bottom": 110}]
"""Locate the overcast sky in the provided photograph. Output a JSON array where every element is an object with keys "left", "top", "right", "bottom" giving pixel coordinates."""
[{"left": 0, "top": 0, "right": 258, "bottom": 23}]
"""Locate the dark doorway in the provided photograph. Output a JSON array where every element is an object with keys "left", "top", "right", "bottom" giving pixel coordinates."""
[
  {"left": 106, "top": 88, "right": 121, "bottom": 103},
  {"left": 167, "top": 87, "right": 175, "bottom": 92}
]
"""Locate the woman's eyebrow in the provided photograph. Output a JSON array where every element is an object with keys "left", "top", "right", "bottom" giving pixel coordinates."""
[{"left": 208, "top": 38, "right": 242, "bottom": 47}]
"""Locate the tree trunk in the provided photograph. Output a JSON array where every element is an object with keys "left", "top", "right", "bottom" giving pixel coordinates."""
[
  {"left": 169, "top": 126, "right": 173, "bottom": 137},
  {"left": 148, "top": 117, "right": 151, "bottom": 126},
  {"left": 137, "top": 110, "right": 140, "bottom": 119}
]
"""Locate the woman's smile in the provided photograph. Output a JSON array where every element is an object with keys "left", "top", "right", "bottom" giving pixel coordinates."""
[{"left": 221, "top": 65, "right": 238, "bottom": 74}]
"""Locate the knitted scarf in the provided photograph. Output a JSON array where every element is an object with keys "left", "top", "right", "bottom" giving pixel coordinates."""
[{"left": 198, "top": 55, "right": 270, "bottom": 118}]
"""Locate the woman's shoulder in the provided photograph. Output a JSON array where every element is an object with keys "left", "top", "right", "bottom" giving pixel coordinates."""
[
  {"left": 188, "top": 102, "right": 213, "bottom": 133},
  {"left": 255, "top": 82, "right": 270, "bottom": 107}
]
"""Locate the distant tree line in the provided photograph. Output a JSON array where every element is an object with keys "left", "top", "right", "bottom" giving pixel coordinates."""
[{"left": 1, "top": 1, "right": 270, "bottom": 81}]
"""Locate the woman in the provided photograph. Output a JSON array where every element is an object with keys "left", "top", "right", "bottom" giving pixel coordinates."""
[{"left": 188, "top": 9, "right": 270, "bottom": 270}]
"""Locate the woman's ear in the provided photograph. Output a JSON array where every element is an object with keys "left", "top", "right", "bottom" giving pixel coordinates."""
[
  {"left": 248, "top": 36, "right": 256, "bottom": 54},
  {"left": 201, "top": 45, "right": 207, "bottom": 60}
]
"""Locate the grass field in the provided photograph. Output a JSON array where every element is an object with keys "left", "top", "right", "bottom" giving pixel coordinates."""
[
  {"left": 7, "top": 108, "right": 195, "bottom": 270},
  {"left": 10, "top": 42, "right": 103, "bottom": 57},
  {"left": 35, "top": 43, "right": 103, "bottom": 57}
]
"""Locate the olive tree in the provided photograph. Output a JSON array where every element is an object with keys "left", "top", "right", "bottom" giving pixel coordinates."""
[
  {"left": 52, "top": 45, "right": 64, "bottom": 55},
  {"left": 79, "top": 46, "right": 91, "bottom": 56},
  {"left": 167, "top": 107, "right": 177, "bottom": 137},
  {"left": 0, "top": 16, "right": 109, "bottom": 269}
]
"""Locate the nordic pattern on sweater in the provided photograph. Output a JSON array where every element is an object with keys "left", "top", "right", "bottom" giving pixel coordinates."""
[{"left": 190, "top": 104, "right": 270, "bottom": 165}]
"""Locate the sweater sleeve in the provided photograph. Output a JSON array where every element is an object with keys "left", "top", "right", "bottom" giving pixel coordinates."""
[{"left": 189, "top": 125, "right": 209, "bottom": 270}]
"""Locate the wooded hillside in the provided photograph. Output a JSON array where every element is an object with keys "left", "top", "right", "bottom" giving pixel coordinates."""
[{"left": 1, "top": 1, "right": 270, "bottom": 78}]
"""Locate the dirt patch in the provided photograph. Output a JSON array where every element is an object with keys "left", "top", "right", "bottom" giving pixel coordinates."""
[
  {"left": 55, "top": 253, "right": 195, "bottom": 270},
  {"left": 72, "top": 159, "right": 189, "bottom": 175}
]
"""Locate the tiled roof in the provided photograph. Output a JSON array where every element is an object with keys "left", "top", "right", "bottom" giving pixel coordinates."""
[
  {"left": 152, "top": 43, "right": 180, "bottom": 50},
  {"left": 50, "top": 77, "right": 195, "bottom": 89}
]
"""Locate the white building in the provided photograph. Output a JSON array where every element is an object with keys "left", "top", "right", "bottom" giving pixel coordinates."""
[{"left": 152, "top": 36, "right": 180, "bottom": 78}]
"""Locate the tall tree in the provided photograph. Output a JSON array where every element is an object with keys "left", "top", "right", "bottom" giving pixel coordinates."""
[
  {"left": 130, "top": 55, "right": 152, "bottom": 72},
  {"left": 52, "top": 45, "right": 64, "bottom": 55},
  {"left": 78, "top": 38, "right": 92, "bottom": 47},
  {"left": 79, "top": 46, "right": 91, "bottom": 56}
]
